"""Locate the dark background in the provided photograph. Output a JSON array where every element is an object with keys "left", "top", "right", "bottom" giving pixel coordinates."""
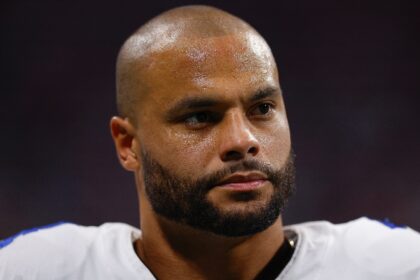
[{"left": 1, "top": 0, "right": 419, "bottom": 238}]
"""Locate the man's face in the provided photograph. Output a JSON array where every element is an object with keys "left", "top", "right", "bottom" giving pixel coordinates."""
[{"left": 133, "top": 33, "right": 294, "bottom": 236}]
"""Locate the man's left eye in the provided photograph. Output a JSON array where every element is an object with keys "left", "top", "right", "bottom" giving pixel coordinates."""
[{"left": 249, "top": 103, "right": 274, "bottom": 116}]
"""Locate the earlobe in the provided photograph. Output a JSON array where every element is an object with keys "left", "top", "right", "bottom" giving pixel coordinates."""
[{"left": 110, "top": 116, "right": 140, "bottom": 171}]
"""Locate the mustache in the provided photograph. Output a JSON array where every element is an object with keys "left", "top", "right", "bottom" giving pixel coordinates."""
[{"left": 195, "top": 160, "right": 281, "bottom": 191}]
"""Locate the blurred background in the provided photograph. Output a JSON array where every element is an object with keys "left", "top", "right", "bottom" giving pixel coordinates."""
[{"left": 1, "top": 0, "right": 419, "bottom": 238}]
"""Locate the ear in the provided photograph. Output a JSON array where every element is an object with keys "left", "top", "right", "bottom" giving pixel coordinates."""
[{"left": 110, "top": 116, "right": 139, "bottom": 171}]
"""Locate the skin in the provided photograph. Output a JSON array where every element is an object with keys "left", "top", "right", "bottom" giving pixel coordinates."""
[{"left": 110, "top": 6, "right": 292, "bottom": 280}]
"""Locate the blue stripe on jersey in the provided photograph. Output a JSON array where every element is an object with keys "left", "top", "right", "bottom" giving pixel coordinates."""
[
  {"left": 367, "top": 217, "right": 407, "bottom": 229},
  {"left": 0, "top": 221, "right": 69, "bottom": 249},
  {"left": 380, "top": 218, "right": 407, "bottom": 229}
]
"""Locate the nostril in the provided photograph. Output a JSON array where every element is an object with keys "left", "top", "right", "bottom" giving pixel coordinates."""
[
  {"left": 248, "top": 146, "right": 258, "bottom": 155},
  {"left": 224, "top": 150, "right": 244, "bottom": 161},
  {"left": 222, "top": 146, "right": 259, "bottom": 161}
]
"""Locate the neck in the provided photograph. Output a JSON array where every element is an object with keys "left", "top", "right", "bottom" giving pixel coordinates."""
[{"left": 135, "top": 196, "right": 285, "bottom": 280}]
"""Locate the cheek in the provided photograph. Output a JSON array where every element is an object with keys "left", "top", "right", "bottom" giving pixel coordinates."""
[
  {"left": 257, "top": 118, "right": 291, "bottom": 167},
  {"left": 143, "top": 127, "right": 216, "bottom": 178}
]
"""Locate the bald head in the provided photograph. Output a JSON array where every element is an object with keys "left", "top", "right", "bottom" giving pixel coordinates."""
[
  {"left": 111, "top": 6, "right": 292, "bottom": 239},
  {"left": 116, "top": 5, "right": 277, "bottom": 124}
]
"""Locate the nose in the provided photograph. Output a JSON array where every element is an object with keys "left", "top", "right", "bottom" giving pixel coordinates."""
[{"left": 219, "top": 111, "right": 260, "bottom": 162}]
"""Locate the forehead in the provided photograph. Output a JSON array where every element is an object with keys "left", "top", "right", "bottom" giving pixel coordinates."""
[{"left": 137, "top": 33, "right": 279, "bottom": 108}]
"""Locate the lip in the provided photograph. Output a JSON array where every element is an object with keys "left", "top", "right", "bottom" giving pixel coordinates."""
[{"left": 215, "top": 173, "right": 268, "bottom": 191}]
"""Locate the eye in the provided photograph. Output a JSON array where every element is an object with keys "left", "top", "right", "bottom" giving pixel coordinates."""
[
  {"left": 184, "top": 111, "right": 215, "bottom": 129},
  {"left": 249, "top": 103, "right": 274, "bottom": 117}
]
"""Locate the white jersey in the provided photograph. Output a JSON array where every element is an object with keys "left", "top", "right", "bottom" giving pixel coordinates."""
[{"left": 1, "top": 217, "right": 419, "bottom": 279}]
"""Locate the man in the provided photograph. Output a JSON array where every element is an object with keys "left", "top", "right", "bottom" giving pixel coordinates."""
[{"left": 1, "top": 5, "right": 419, "bottom": 280}]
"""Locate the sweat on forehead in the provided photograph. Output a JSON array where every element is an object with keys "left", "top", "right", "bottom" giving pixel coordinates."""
[{"left": 115, "top": 5, "right": 276, "bottom": 123}]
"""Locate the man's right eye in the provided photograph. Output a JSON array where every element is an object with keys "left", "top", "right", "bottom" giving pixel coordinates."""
[{"left": 184, "top": 112, "right": 214, "bottom": 128}]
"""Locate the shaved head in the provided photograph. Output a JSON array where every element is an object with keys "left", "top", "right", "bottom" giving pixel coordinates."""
[
  {"left": 111, "top": 5, "right": 293, "bottom": 239},
  {"left": 115, "top": 5, "right": 277, "bottom": 124}
]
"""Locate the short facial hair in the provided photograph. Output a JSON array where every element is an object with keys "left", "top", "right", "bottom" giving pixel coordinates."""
[{"left": 141, "top": 150, "right": 296, "bottom": 237}]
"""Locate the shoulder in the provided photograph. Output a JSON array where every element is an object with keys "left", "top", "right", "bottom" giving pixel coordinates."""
[
  {"left": 285, "top": 218, "right": 420, "bottom": 279},
  {"left": 335, "top": 217, "right": 420, "bottom": 275},
  {"left": 289, "top": 217, "right": 420, "bottom": 247},
  {"left": 0, "top": 222, "right": 139, "bottom": 279}
]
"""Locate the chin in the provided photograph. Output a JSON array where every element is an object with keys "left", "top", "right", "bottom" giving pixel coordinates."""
[{"left": 209, "top": 187, "right": 273, "bottom": 211}]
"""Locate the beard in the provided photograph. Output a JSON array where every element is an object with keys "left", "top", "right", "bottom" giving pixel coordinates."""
[{"left": 141, "top": 150, "right": 296, "bottom": 237}]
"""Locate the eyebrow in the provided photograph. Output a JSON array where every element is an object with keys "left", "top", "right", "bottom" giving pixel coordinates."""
[
  {"left": 165, "top": 86, "right": 281, "bottom": 120},
  {"left": 165, "top": 97, "right": 220, "bottom": 121},
  {"left": 248, "top": 86, "right": 280, "bottom": 103}
]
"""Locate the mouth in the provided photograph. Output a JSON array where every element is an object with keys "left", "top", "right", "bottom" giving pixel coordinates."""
[{"left": 215, "top": 172, "right": 268, "bottom": 192}]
